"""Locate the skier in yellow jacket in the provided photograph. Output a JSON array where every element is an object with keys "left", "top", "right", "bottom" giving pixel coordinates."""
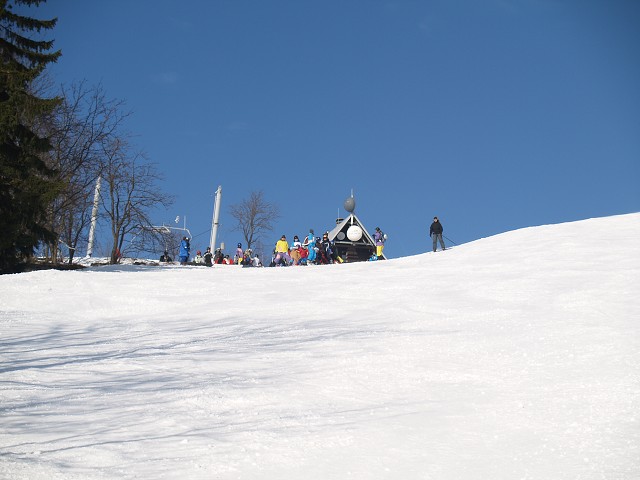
[{"left": 273, "top": 235, "right": 291, "bottom": 266}]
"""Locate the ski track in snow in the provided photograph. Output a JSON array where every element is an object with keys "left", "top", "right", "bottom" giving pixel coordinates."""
[{"left": 1, "top": 213, "right": 639, "bottom": 479}]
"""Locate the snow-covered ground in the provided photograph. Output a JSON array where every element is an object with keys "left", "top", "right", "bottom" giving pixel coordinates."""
[{"left": 1, "top": 213, "right": 639, "bottom": 480}]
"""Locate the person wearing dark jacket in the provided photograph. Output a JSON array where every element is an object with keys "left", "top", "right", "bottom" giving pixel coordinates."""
[
  {"left": 321, "top": 232, "right": 337, "bottom": 263},
  {"left": 203, "top": 247, "right": 213, "bottom": 267},
  {"left": 429, "top": 216, "right": 445, "bottom": 252}
]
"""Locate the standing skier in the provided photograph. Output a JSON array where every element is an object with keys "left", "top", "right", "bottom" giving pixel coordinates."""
[
  {"left": 235, "top": 243, "right": 243, "bottom": 264},
  {"left": 303, "top": 229, "right": 316, "bottom": 263},
  {"left": 274, "top": 235, "right": 291, "bottom": 266},
  {"left": 429, "top": 217, "right": 445, "bottom": 252},
  {"left": 179, "top": 237, "right": 190, "bottom": 265},
  {"left": 373, "top": 227, "right": 385, "bottom": 258}
]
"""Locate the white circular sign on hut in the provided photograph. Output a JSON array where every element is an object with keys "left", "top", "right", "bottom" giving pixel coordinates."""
[{"left": 346, "top": 225, "right": 363, "bottom": 241}]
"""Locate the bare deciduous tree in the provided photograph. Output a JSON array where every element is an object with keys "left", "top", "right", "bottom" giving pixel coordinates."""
[
  {"left": 42, "top": 81, "right": 130, "bottom": 262},
  {"left": 229, "top": 191, "right": 280, "bottom": 251},
  {"left": 100, "top": 138, "right": 174, "bottom": 264}
]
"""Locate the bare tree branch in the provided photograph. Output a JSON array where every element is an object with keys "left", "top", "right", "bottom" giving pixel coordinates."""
[
  {"left": 99, "top": 138, "right": 174, "bottom": 264},
  {"left": 39, "top": 81, "right": 131, "bottom": 262},
  {"left": 229, "top": 191, "right": 280, "bottom": 250}
]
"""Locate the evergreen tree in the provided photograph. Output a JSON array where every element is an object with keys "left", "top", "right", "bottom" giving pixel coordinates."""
[{"left": 0, "top": 0, "right": 61, "bottom": 273}]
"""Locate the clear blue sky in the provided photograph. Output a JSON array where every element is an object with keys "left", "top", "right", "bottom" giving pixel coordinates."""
[{"left": 33, "top": 0, "right": 640, "bottom": 258}]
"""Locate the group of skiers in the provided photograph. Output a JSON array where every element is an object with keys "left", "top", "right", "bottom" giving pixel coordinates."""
[
  {"left": 268, "top": 230, "right": 336, "bottom": 267},
  {"left": 163, "top": 217, "right": 443, "bottom": 266},
  {"left": 269, "top": 226, "right": 388, "bottom": 266},
  {"left": 234, "top": 230, "right": 340, "bottom": 267}
]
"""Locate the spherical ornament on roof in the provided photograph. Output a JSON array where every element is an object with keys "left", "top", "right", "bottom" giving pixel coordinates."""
[
  {"left": 346, "top": 225, "right": 363, "bottom": 241},
  {"left": 344, "top": 196, "right": 356, "bottom": 213}
]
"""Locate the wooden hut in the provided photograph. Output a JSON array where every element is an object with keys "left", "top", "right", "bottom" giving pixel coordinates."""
[{"left": 326, "top": 196, "right": 386, "bottom": 262}]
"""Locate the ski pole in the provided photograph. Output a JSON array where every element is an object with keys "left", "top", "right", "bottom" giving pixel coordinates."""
[{"left": 443, "top": 235, "right": 458, "bottom": 246}]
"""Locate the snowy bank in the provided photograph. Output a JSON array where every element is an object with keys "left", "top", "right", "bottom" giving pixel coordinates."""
[{"left": 1, "top": 213, "right": 639, "bottom": 479}]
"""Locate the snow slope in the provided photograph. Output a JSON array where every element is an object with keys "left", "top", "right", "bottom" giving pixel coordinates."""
[{"left": 1, "top": 213, "right": 639, "bottom": 480}]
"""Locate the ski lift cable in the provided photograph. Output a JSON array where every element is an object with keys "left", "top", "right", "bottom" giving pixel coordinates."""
[{"left": 191, "top": 229, "right": 210, "bottom": 240}]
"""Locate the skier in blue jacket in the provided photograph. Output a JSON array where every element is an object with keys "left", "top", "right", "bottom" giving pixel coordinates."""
[
  {"left": 303, "top": 229, "right": 316, "bottom": 263},
  {"left": 179, "top": 237, "right": 190, "bottom": 265}
]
